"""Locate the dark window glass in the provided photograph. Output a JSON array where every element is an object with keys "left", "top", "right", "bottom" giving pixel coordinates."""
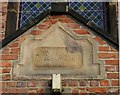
[
  {"left": 69, "top": 2, "right": 107, "bottom": 30},
  {"left": 19, "top": 2, "right": 107, "bottom": 30},
  {"left": 19, "top": 2, "right": 51, "bottom": 28}
]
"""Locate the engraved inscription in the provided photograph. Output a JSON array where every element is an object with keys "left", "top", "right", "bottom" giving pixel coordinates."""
[{"left": 33, "top": 47, "right": 82, "bottom": 68}]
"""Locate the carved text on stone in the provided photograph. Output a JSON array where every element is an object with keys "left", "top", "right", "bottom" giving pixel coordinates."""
[{"left": 33, "top": 47, "right": 82, "bottom": 68}]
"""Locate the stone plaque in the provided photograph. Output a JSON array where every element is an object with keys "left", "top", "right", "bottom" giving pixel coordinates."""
[
  {"left": 33, "top": 47, "right": 82, "bottom": 69},
  {"left": 14, "top": 22, "right": 105, "bottom": 79}
]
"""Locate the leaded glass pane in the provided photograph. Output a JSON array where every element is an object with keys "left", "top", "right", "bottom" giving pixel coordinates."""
[
  {"left": 19, "top": 2, "right": 51, "bottom": 28},
  {"left": 19, "top": 2, "right": 106, "bottom": 30},
  {"left": 69, "top": 2, "right": 106, "bottom": 30}
]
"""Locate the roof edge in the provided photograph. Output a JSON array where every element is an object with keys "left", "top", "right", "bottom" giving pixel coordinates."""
[
  {"left": 68, "top": 8, "right": 119, "bottom": 50},
  {"left": 0, "top": 8, "right": 118, "bottom": 50},
  {"left": 0, "top": 9, "right": 51, "bottom": 49}
]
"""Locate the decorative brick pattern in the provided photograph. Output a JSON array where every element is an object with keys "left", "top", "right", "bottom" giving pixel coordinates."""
[
  {"left": 0, "top": 55, "right": 18, "bottom": 60},
  {"left": 98, "top": 53, "right": 118, "bottom": 58},
  {"left": 2, "top": 68, "right": 11, "bottom": 73},
  {"left": 30, "top": 30, "right": 42, "bottom": 35},
  {"left": 68, "top": 80, "right": 78, "bottom": 86},
  {"left": 5, "top": 82, "right": 16, "bottom": 87},
  {"left": 16, "top": 82, "right": 26, "bottom": 87},
  {"left": 66, "top": 23, "right": 80, "bottom": 29},
  {"left": 37, "top": 24, "right": 50, "bottom": 29},
  {"left": 107, "top": 73, "right": 119, "bottom": 79},
  {"left": 2, "top": 74, "right": 11, "bottom": 81},
  {"left": 105, "top": 66, "right": 116, "bottom": 72},
  {"left": 94, "top": 37, "right": 106, "bottom": 45},
  {"left": 105, "top": 60, "right": 119, "bottom": 65},
  {"left": 90, "top": 80, "right": 99, "bottom": 86},
  {"left": 111, "top": 80, "right": 119, "bottom": 86},
  {"left": 9, "top": 42, "right": 19, "bottom": 47},
  {"left": 74, "top": 30, "right": 90, "bottom": 35},
  {"left": 62, "top": 80, "right": 67, "bottom": 86},
  {"left": 27, "top": 81, "right": 38, "bottom": 87},
  {"left": 0, "top": 15, "right": 119, "bottom": 94},
  {"left": 98, "top": 46, "right": 110, "bottom": 51},
  {"left": 87, "top": 88, "right": 107, "bottom": 93},
  {"left": 79, "top": 80, "right": 88, "bottom": 86},
  {"left": 0, "top": 62, "right": 11, "bottom": 67},
  {"left": 100, "top": 80, "right": 110, "bottom": 86},
  {"left": 72, "top": 89, "right": 79, "bottom": 94}
]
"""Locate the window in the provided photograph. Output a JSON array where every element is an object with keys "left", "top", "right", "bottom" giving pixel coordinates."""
[
  {"left": 19, "top": 1, "right": 116, "bottom": 33},
  {"left": 69, "top": 2, "right": 107, "bottom": 30},
  {"left": 19, "top": 2, "right": 51, "bottom": 28}
]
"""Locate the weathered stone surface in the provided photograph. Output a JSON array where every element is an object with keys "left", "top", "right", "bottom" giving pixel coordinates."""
[
  {"left": 33, "top": 47, "right": 82, "bottom": 69},
  {"left": 13, "top": 22, "right": 105, "bottom": 79}
]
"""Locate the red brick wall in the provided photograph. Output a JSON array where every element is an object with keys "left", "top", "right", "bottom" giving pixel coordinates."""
[
  {"left": 0, "top": 15, "right": 119, "bottom": 94},
  {"left": 0, "top": 2, "right": 7, "bottom": 41}
]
